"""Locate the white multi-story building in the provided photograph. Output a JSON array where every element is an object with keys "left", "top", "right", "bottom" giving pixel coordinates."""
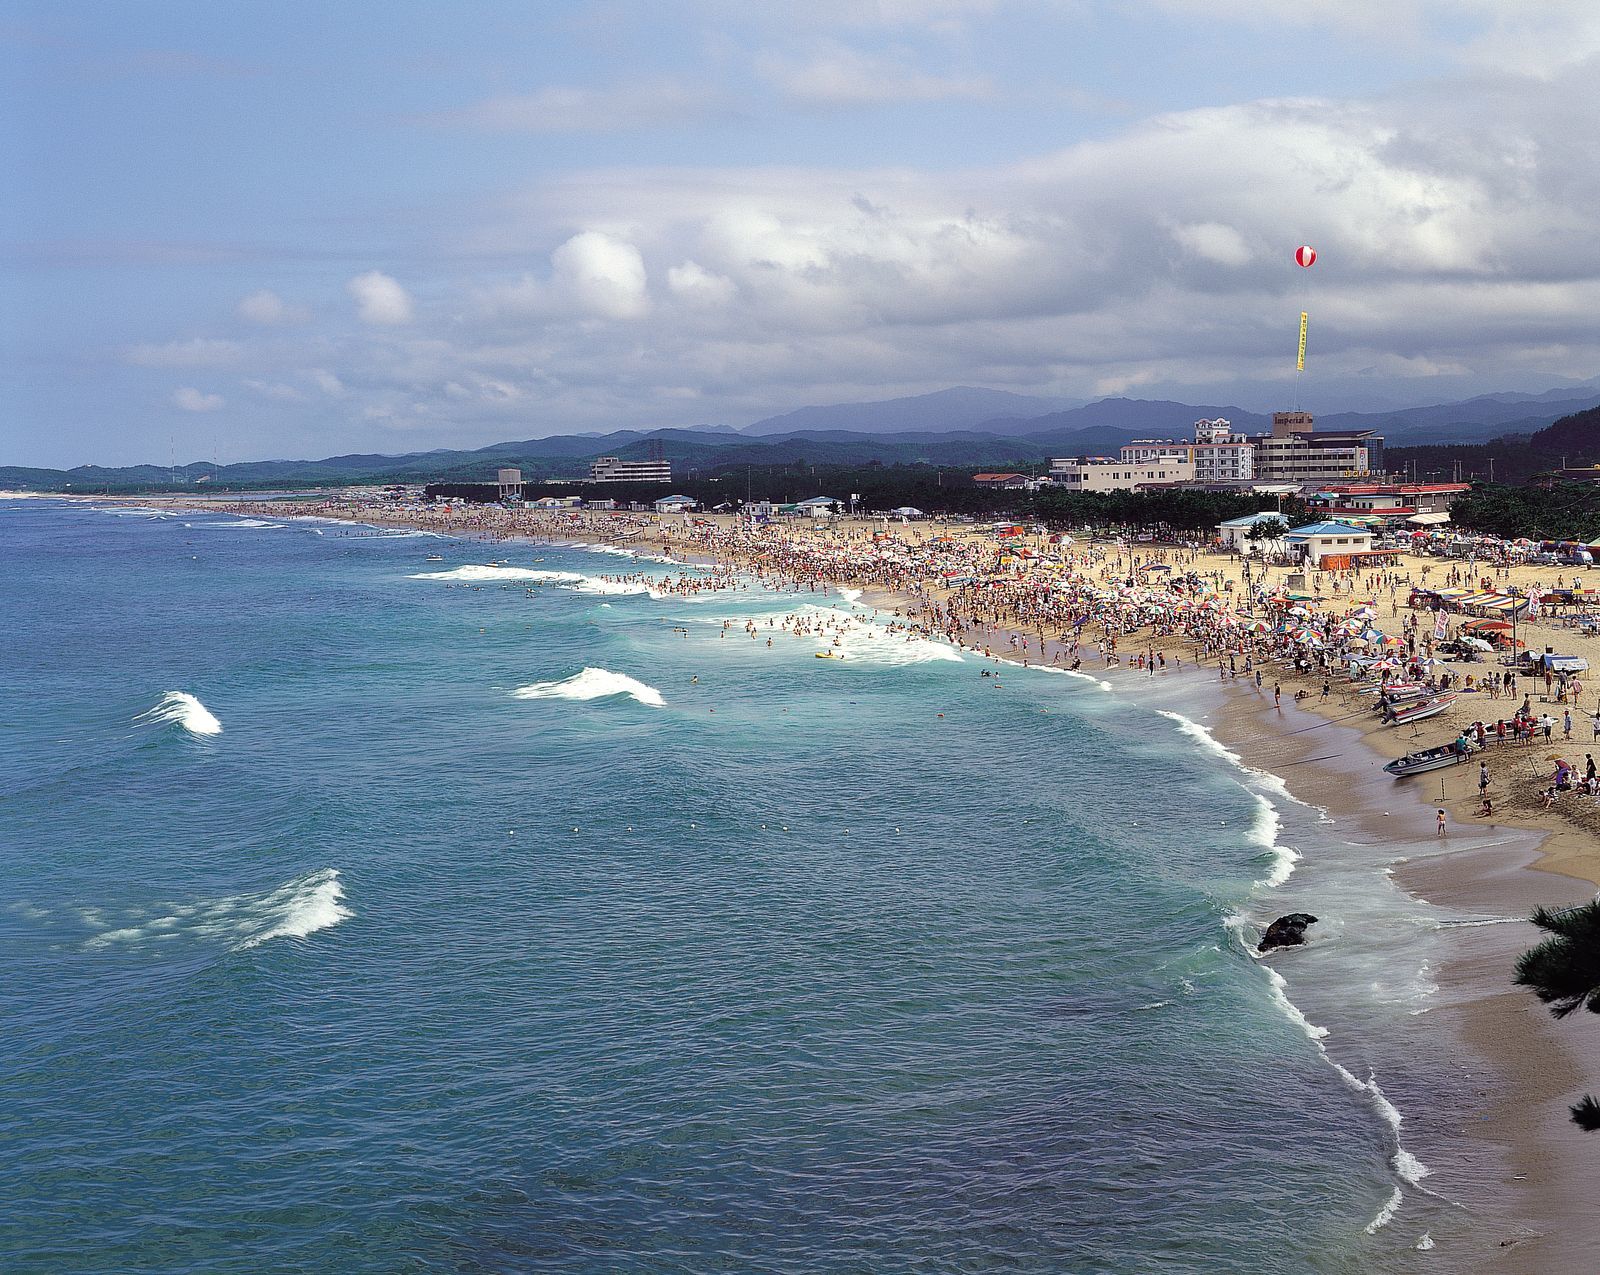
[
  {"left": 1049, "top": 455, "right": 1195, "bottom": 491},
  {"left": 1250, "top": 413, "right": 1381, "bottom": 483},
  {"left": 1119, "top": 419, "right": 1254, "bottom": 483},
  {"left": 589, "top": 456, "right": 672, "bottom": 483}
]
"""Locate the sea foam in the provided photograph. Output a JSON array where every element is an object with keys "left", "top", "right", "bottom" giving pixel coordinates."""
[
  {"left": 410, "top": 565, "right": 584, "bottom": 583},
  {"left": 137, "top": 691, "right": 222, "bottom": 736},
  {"left": 83, "top": 868, "right": 350, "bottom": 953},
  {"left": 513, "top": 668, "right": 665, "bottom": 707}
]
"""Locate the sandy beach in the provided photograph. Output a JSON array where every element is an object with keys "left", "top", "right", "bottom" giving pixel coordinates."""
[{"left": 113, "top": 492, "right": 1600, "bottom": 1267}]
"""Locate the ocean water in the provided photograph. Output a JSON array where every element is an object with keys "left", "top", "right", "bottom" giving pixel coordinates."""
[{"left": 1, "top": 501, "right": 1478, "bottom": 1271}]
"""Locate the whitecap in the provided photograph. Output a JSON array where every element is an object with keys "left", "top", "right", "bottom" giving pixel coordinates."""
[
  {"left": 571, "top": 578, "right": 655, "bottom": 596},
  {"left": 1029, "top": 665, "right": 1115, "bottom": 692},
  {"left": 135, "top": 691, "right": 222, "bottom": 736},
  {"left": 1366, "top": 1187, "right": 1403, "bottom": 1234},
  {"left": 1156, "top": 709, "right": 1319, "bottom": 812},
  {"left": 512, "top": 667, "right": 665, "bottom": 707},
  {"left": 1263, "top": 966, "right": 1330, "bottom": 1040},
  {"left": 190, "top": 518, "right": 284, "bottom": 529},
  {"left": 410, "top": 565, "right": 584, "bottom": 583},
  {"left": 83, "top": 868, "right": 350, "bottom": 953}
]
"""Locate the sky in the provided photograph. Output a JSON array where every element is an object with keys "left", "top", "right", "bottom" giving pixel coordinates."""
[{"left": 4, "top": 1, "right": 1600, "bottom": 467}]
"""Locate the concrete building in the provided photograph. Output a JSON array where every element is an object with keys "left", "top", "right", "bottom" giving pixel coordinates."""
[
  {"left": 1119, "top": 419, "right": 1254, "bottom": 482},
  {"left": 1049, "top": 455, "right": 1195, "bottom": 491},
  {"left": 1250, "top": 412, "right": 1382, "bottom": 483},
  {"left": 1306, "top": 483, "right": 1468, "bottom": 521},
  {"left": 497, "top": 468, "right": 522, "bottom": 500},
  {"left": 590, "top": 456, "right": 672, "bottom": 483}
]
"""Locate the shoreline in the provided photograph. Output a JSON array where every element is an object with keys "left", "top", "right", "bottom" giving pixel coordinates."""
[{"left": 83, "top": 494, "right": 1600, "bottom": 1266}]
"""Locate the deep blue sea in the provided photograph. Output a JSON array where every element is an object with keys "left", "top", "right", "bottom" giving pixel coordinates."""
[{"left": 2, "top": 501, "right": 1485, "bottom": 1271}]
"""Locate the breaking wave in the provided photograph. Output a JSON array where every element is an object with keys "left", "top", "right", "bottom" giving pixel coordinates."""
[
  {"left": 512, "top": 668, "right": 665, "bottom": 707},
  {"left": 83, "top": 868, "right": 350, "bottom": 953},
  {"left": 410, "top": 565, "right": 584, "bottom": 583},
  {"left": 136, "top": 691, "right": 222, "bottom": 736}
]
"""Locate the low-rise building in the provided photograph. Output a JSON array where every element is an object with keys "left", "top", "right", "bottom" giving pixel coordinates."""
[
  {"left": 1306, "top": 483, "right": 1468, "bottom": 520},
  {"left": 654, "top": 494, "right": 697, "bottom": 513},
  {"left": 972, "top": 472, "right": 1031, "bottom": 489},
  {"left": 1284, "top": 520, "right": 1374, "bottom": 566},
  {"left": 1217, "top": 511, "right": 1289, "bottom": 549},
  {"left": 795, "top": 496, "right": 839, "bottom": 518},
  {"left": 1049, "top": 455, "right": 1195, "bottom": 491}
]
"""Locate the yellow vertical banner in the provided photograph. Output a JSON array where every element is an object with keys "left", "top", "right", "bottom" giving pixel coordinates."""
[{"left": 1297, "top": 311, "right": 1309, "bottom": 371}]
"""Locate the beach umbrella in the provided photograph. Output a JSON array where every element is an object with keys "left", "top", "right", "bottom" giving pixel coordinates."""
[
  {"left": 1462, "top": 636, "right": 1493, "bottom": 650},
  {"left": 1351, "top": 605, "right": 1377, "bottom": 620}
]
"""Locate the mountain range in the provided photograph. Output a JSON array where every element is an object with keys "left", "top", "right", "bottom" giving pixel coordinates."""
[{"left": 4, "top": 384, "right": 1599, "bottom": 492}]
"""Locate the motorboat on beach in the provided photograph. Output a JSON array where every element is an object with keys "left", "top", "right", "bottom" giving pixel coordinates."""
[
  {"left": 1383, "top": 693, "right": 1457, "bottom": 726},
  {"left": 1383, "top": 742, "right": 1468, "bottom": 777}
]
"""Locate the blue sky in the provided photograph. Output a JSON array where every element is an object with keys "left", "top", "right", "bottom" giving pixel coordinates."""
[{"left": 4, "top": 1, "right": 1599, "bottom": 466}]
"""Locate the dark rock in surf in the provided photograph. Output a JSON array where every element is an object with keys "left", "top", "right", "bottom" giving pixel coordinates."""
[{"left": 1259, "top": 913, "right": 1318, "bottom": 953}]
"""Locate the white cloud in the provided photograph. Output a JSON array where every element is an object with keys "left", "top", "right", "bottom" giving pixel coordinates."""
[
  {"left": 126, "top": 338, "right": 241, "bottom": 367},
  {"left": 172, "top": 386, "right": 224, "bottom": 412},
  {"left": 443, "top": 80, "right": 726, "bottom": 133},
  {"left": 236, "top": 289, "right": 308, "bottom": 325},
  {"left": 551, "top": 231, "right": 651, "bottom": 319},
  {"left": 308, "top": 369, "right": 346, "bottom": 397},
  {"left": 1171, "top": 222, "right": 1252, "bottom": 267},
  {"left": 666, "top": 260, "right": 738, "bottom": 306},
  {"left": 757, "top": 46, "right": 991, "bottom": 106},
  {"left": 346, "top": 271, "right": 414, "bottom": 324},
  {"left": 242, "top": 379, "right": 307, "bottom": 402}
]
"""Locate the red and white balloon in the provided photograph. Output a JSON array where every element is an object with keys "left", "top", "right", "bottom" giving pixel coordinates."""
[{"left": 1294, "top": 245, "right": 1317, "bottom": 268}]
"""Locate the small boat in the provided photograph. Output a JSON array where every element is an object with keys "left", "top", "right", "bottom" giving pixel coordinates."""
[
  {"left": 1383, "top": 694, "right": 1457, "bottom": 726},
  {"left": 1372, "top": 685, "right": 1433, "bottom": 709},
  {"left": 1383, "top": 742, "right": 1467, "bottom": 777},
  {"left": 815, "top": 651, "right": 844, "bottom": 660},
  {"left": 425, "top": 554, "right": 444, "bottom": 562}
]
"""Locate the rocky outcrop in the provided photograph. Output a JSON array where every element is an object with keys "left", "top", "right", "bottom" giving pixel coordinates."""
[{"left": 1259, "top": 913, "right": 1318, "bottom": 953}]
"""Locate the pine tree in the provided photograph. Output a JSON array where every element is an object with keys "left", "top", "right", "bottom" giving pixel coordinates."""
[{"left": 1514, "top": 900, "right": 1600, "bottom": 1129}]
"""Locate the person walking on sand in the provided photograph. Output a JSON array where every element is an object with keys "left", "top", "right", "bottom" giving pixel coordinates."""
[
  {"left": 1564, "top": 708, "right": 1573, "bottom": 740},
  {"left": 1437, "top": 808, "right": 1447, "bottom": 837},
  {"left": 1479, "top": 761, "right": 1490, "bottom": 796},
  {"left": 1273, "top": 683, "right": 1282, "bottom": 708}
]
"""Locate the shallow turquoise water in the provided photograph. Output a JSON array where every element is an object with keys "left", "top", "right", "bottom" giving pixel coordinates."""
[{"left": 1, "top": 501, "right": 1427, "bottom": 1271}]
